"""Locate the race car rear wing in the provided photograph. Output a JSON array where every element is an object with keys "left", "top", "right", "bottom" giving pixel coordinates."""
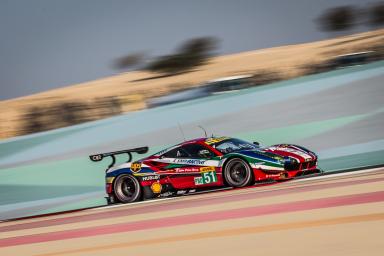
[{"left": 89, "top": 146, "right": 148, "bottom": 169}]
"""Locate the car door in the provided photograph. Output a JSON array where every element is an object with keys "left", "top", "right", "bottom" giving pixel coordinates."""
[{"left": 167, "top": 143, "right": 221, "bottom": 189}]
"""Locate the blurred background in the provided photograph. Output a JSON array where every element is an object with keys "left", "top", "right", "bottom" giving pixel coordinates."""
[
  {"left": 0, "top": 0, "right": 384, "bottom": 219},
  {"left": 0, "top": 0, "right": 383, "bottom": 138}
]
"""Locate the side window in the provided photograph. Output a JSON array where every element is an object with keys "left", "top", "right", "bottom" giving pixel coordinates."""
[
  {"left": 162, "top": 147, "right": 189, "bottom": 158},
  {"left": 181, "top": 144, "right": 214, "bottom": 158}
]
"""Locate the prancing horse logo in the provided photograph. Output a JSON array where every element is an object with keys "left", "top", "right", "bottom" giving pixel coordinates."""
[{"left": 130, "top": 162, "right": 142, "bottom": 173}]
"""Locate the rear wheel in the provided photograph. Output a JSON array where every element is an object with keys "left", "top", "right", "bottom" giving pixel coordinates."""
[
  {"left": 114, "top": 174, "right": 142, "bottom": 203},
  {"left": 223, "top": 158, "right": 253, "bottom": 187}
]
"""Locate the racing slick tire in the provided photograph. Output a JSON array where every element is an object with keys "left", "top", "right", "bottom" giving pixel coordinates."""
[
  {"left": 223, "top": 158, "right": 253, "bottom": 187},
  {"left": 114, "top": 174, "right": 142, "bottom": 203},
  {"left": 142, "top": 186, "right": 155, "bottom": 200}
]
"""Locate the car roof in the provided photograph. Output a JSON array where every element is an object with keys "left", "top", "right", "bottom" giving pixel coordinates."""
[
  {"left": 178, "top": 136, "right": 234, "bottom": 146},
  {"left": 150, "top": 136, "right": 234, "bottom": 157},
  {"left": 176, "top": 137, "right": 208, "bottom": 146},
  {"left": 166, "top": 137, "right": 230, "bottom": 150}
]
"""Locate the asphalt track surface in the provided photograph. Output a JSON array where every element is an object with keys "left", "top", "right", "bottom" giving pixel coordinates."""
[{"left": 0, "top": 167, "right": 383, "bottom": 256}]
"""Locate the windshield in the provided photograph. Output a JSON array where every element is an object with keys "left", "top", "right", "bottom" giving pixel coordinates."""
[{"left": 214, "top": 138, "right": 258, "bottom": 154}]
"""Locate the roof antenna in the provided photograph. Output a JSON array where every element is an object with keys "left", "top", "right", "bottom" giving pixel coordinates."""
[
  {"left": 198, "top": 125, "right": 208, "bottom": 138},
  {"left": 177, "top": 122, "right": 186, "bottom": 141}
]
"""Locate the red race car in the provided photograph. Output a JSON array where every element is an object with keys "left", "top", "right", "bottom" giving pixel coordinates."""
[{"left": 90, "top": 136, "right": 320, "bottom": 204}]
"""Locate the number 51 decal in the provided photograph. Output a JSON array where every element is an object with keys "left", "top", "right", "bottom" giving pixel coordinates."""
[{"left": 194, "top": 171, "right": 217, "bottom": 185}]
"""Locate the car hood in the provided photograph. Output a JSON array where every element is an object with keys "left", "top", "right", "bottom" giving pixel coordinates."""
[
  {"left": 233, "top": 144, "right": 316, "bottom": 164},
  {"left": 263, "top": 144, "right": 317, "bottom": 163},
  {"left": 231, "top": 149, "right": 285, "bottom": 164}
]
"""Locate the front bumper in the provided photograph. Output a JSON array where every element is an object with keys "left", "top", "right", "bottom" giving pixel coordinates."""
[
  {"left": 253, "top": 163, "right": 319, "bottom": 181},
  {"left": 285, "top": 159, "right": 317, "bottom": 171}
]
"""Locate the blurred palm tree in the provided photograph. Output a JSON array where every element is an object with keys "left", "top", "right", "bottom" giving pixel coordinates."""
[
  {"left": 114, "top": 52, "right": 146, "bottom": 70},
  {"left": 316, "top": 6, "right": 358, "bottom": 34},
  {"left": 145, "top": 37, "right": 218, "bottom": 75},
  {"left": 367, "top": 2, "right": 384, "bottom": 27}
]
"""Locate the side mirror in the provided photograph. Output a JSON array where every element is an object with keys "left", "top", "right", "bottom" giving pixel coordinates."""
[{"left": 253, "top": 141, "right": 260, "bottom": 146}]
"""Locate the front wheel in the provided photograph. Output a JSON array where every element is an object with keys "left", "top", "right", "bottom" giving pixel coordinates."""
[
  {"left": 223, "top": 158, "right": 253, "bottom": 187},
  {"left": 114, "top": 174, "right": 142, "bottom": 203}
]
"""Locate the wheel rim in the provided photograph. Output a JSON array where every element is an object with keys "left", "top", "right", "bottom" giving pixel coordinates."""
[
  {"left": 121, "top": 177, "right": 136, "bottom": 197},
  {"left": 225, "top": 159, "right": 250, "bottom": 186},
  {"left": 115, "top": 175, "right": 139, "bottom": 202}
]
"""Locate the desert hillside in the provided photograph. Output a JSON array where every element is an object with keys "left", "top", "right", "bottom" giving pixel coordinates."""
[{"left": 1, "top": 29, "right": 383, "bottom": 139}]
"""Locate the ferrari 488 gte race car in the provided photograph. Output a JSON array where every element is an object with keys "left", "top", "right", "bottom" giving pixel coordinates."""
[{"left": 90, "top": 137, "right": 320, "bottom": 204}]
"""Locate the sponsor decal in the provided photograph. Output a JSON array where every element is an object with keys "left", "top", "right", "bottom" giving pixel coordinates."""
[
  {"left": 250, "top": 161, "right": 284, "bottom": 171},
  {"left": 199, "top": 166, "right": 215, "bottom": 173},
  {"left": 151, "top": 181, "right": 162, "bottom": 194},
  {"left": 130, "top": 162, "right": 142, "bottom": 173},
  {"left": 106, "top": 177, "right": 115, "bottom": 184},
  {"left": 91, "top": 154, "right": 103, "bottom": 161},
  {"left": 194, "top": 170, "right": 218, "bottom": 185},
  {"left": 142, "top": 175, "right": 160, "bottom": 181},
  {"left": 205, "top": 137, "right": 229, "bottom": 145},
  {"left": 194, "top": 177, "right": 204, "bottom": 185},
  {"left": 175, "top": 167, "right": 200, "bottom": 173},
  {"left": 154, "top": 158, "right": 220, "bottom": 167},
  {"left": 176, "top": 190, "right": 188, "bottom": 195},
  {"left": 154, "top": 148, "right": 168, "bottom": 156},
  {"left": 174, "top": 159, "right": 207, "bottom": 165},
  {"left": 160, "top": 191, "right": 173, "bottom": 197}
]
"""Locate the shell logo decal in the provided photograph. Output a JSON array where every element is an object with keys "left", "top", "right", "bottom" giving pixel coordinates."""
[{"left": 151, "top": 181, "right": 162, "bottom": 194}]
